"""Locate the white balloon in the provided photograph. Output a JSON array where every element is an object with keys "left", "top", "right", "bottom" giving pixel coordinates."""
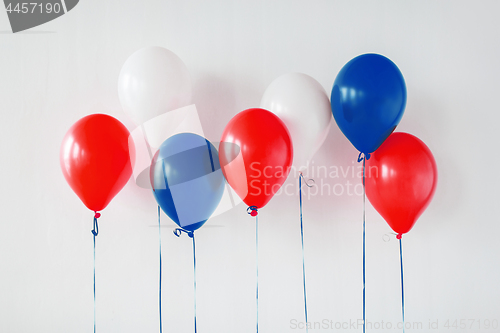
[
  {"left": 118, "top": 46, "right": 192, "bottom": 126},
  {"left": 261, "top": 73, "right": 332, "bottom": 171}
]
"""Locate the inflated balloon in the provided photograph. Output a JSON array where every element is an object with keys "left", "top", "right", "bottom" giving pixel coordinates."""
[
  {"left": 150, "top": 133, "right": 225, "bottom": 232},
  {"left": 219, "top": 108, "right": 293, "bottom": 209},
  {"left": 261, "top": 73, "right": 332, "bottom": 170},
  {"left": 331, "top": 54, "right": 407, "bottom": 154},
  {"left": 118, "top": 46, "right": 192, "bottom": 126},
  {"left": 60, "top": 114, "right": 134, "bottom": 212},
  {"left": 365, "top": 132, "right": 437, "bottom": 235}
]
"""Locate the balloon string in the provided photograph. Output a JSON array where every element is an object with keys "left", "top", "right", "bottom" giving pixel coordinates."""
[
  {"left": 247, "top": 206, "right": 259, "bottom": 332},
  {"left": 256, "top": 213, "right": 259, "bottom": 333},
  {"left": 206, "top": 139, "right": 215, "bottom": 172},
  {"left": 193, "top": 233, "right": 197, "bottom": 333},
  {"left": 399, "top": 236, "right": 405, "bottom": 333},
  {"left": 360, "top": 154, "right": 367, "bottom": 333},
  {"left": 299, "top": 174, "right": 309, "bottom": 332},
  {"left": 158, "top": 206, "right": 163, "bottom": 333},
  {"left": 91, "top": 212, "right": 100, "bottom": 333},
  {"left": 173, "top": 228, "right": 196, "bottom": 332}
]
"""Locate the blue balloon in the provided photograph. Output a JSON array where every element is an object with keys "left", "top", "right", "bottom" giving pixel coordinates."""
[
  {"left": 150, "top": 133, "right": 225, "bottom": 232},
  {"left": 331, "top": 54, "right": 407, "bottom": 154}
]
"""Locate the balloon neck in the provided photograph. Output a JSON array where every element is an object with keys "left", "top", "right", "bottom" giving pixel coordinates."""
[
  {"left": 94, "top": 212, "right": 101, "bottom": 219},
  {"left": 247, "top": 206, "right": 258, "bottom": 217},
  {"left": 396, "top": 233, "right": 402, "bottom": 240}
]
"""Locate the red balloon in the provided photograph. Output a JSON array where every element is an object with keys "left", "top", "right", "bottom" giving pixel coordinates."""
[
  {"left": 365, "top": 132, "right": 437, "bottom": 235},
  {"left": 60, "top": 114, "right": 134, "bottom": 212},
  {"left": 219, "top": 108, "right": 293, "bottom": 209}
]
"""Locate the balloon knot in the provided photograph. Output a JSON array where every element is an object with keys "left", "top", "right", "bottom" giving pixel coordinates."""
[
  {"left": 358, "top": 152, "right": 371, "bottom": 162},
  {"left": 299, "top": 172, "right": 315, "bottom": 187},
  {"left": 173, "top": 228, "right": 194, "bottom": 238},
  {"left": 91, "top": 213, "right": 99, "bottom": 236},
  {"left": 396, "top": 233, "right": 402, "bottom": 240},
  {"left": 247, "top": 206, "right": 258, "bottom": 217}
]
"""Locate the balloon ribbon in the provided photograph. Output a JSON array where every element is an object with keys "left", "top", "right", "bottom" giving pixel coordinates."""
[
  {"left": 91, "top": 212, "right": 100, "bottom": 333},
  {"left": 299, "top": 173, "right": 314, "bottom": 332},
  {"left": 158, "top": 206, "right": 163, "bottom": 333},
  {"left": 398, "top": 234, "right": 405, "bottom": 333},
  {"left": 247, "top": 206, "right": 259, "bottom": 333},
  {"left": 358, "top": 153, "right": 370, "bottom": 333},
  {"left": 174, "top": 228, "right": 196, "bottom": 333}
]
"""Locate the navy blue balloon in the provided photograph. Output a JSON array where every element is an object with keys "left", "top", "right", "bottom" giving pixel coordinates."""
[
  {"left": 331, "top": 54, "right": 407, "bottom": 154},
  {"left": 150, "top": 133, "right": 225, "bottom": 232}
]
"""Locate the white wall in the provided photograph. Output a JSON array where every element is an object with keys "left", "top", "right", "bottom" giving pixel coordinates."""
[{"left": 1, "top": 0, "right": 499, "bottom": 332}]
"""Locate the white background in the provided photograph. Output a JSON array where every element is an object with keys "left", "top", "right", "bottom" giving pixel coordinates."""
[{"left": 1, "top": 0, "right": 499, "bottom": 332}]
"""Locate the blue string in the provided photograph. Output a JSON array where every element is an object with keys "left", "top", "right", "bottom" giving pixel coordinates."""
[
  {"left": 158, "top": 206, "right": 163, "bottom": 333},
  {"left": 193, "top": 233, "right": 197, "bottom": 333},
  {"left": 399, "top": 237, "right": 405, "bottom": 333},
  {"left": 206, "top": 140, "right": 215, "bottom": 172},
  {"left": 256, "top": 213, "right": 259, "bottom": 333},
  {"left": 358, "top": 153, "right": 368, "bottom": 333},
  {"left": 246, "top": 206, "right": 259, "bottom": 333},
  {"left": 299, "top": 174, "right": 309, "bottom": 332},
  {"left": 91, "top": 214, "right": 99, "bottom": 333},
  {"left": 173, "top": 228, "right": 196, "bottom": 333}
]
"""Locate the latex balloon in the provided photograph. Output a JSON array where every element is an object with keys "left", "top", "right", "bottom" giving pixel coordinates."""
[
  {"left": 219, "top": 108, "right": 293, "bottom": 209},
  {"left": 60, "top": 114, "right": 134, "bottom": 212},
  {"left": 365, "top": 132, "right": 437, "bottom": 235},
  {"left": 118, "top": 46, "right": 192, "bottom": 126},
  {"left": 331, "top": 53, "right": 407, "bottom": 154},
  {"left": 150, "top": 133, "right": 225, "bottom": 232},
  {"left": 261, "top": 73, "right": 332, "bottom": 170}
]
